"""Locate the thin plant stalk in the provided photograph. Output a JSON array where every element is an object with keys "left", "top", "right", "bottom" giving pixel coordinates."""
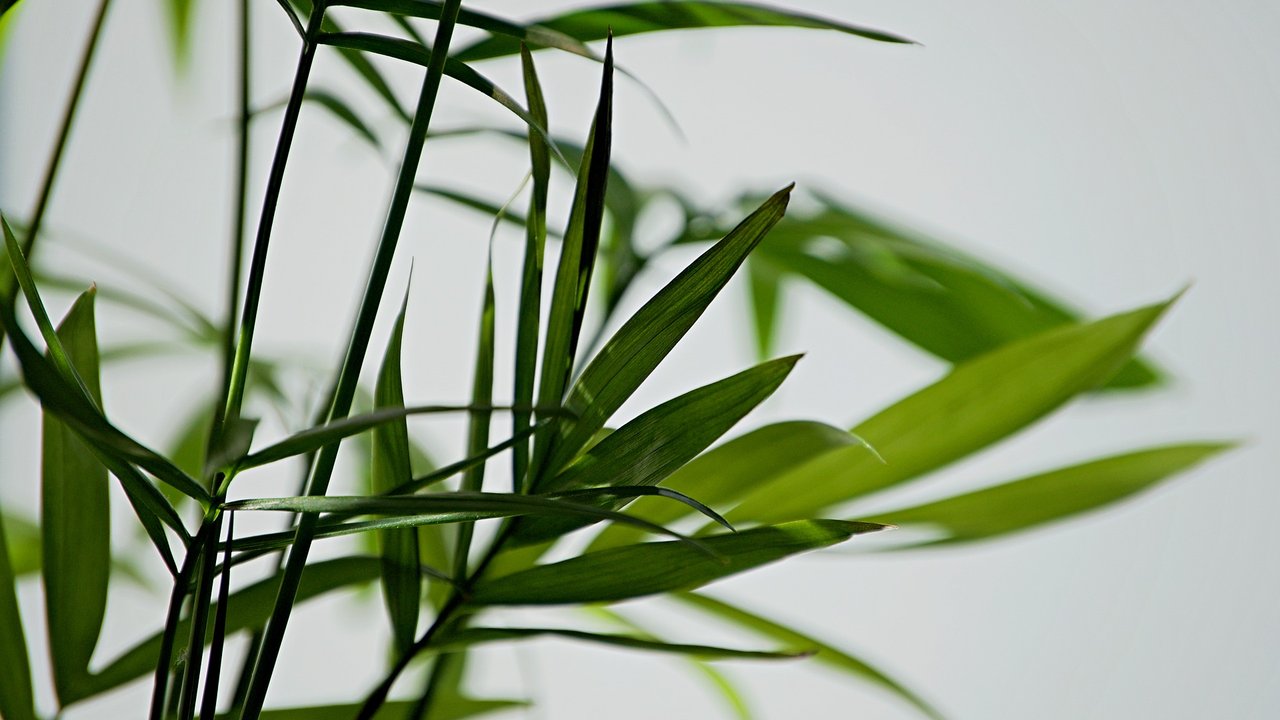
[
  {"left": 237, "top": 2, "right": 466, "bottom": 715},
  {"left": 0, "top": 0, "right": 112, "bottom": 354}
]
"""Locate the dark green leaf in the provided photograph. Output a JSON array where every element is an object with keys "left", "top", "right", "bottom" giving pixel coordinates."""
[
  {"left": 0, "top": 509, "right": 37, "bottom": 720},
  {"left": 470, "top": 520, "right": 884, "bottom": 605},
  {"left": 42, "top": 290, "right": 110, "bottom": 701},
  {"left": 372, "top": 288, "right": 420, "bottom": 654},
  {"left": 454, "top": 244, "right": 497, "bottom": 576},
  {"left": 455, "top": 1, "right": 915, "bottom": 62},
  {"left": 215, "top": 698, "right": 526, "bottom": 720},
  {"left": 439, "top": 626, "right": 810, "bottom": 660},
  {"left": 869, "top": 443, "right": 1234, "bottom": 546},
  {"left": 728, "top": 299, "right": 1176, "bottom": 524},
  {"left": 536, "top": 186, "right": 792, "bottom": 485},
  {"left": 304, "top": 89, "right": 383, "bottom": 148},
  {"left": 678, "top": 593, "right": 942, "bottom": 719}
]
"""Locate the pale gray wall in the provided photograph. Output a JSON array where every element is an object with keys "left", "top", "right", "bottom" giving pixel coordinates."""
[{"left": 2, "top": 1, "right": 1277, "bottom": 718}]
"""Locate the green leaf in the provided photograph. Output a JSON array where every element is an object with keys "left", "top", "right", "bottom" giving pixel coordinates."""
[
  {"left": 372, "top": 287, "right": 420, "bottom": 654},
  {"left": 0, "top": 510, "right": 37, "bottom": 720},
  {"left": 727, "top": 299, "right": 1177, "bottom": 524},
  {"left": 304, "top": 89, "right": 383, "bottom": 148},
  {"left": 746, "top": 256, "right": 783, "bottom": 359},
  {"left": 216, "top": 698, "right": 526, "bottom": 720},
  {"left": 316, "top": 32, "right": 563, "bottom": 163},
  {"left": 454, "top": 244, "right": 497, "bottom": 576},
  {"left": 510, "top": 356, "right": 799, "bottom": 545},
  {"left": 235, "top": 403, "right": 555, "bottom": 471},
  {"left": 72, "top": 557, "right": 381, "bottom": 705},
  {"left": 1, "top": 512, "right": 39, "bottom": 577},
  {"left": 589, "top": 421, "right": 866, "bottom": 551},
  {"left": 755, "top": 194, "right": 1161, "bottom": 389},
  {"left": 678, "top": 593, "right": 942, "bottom": 720},
  {"left": 530, "top": 37, "right": 615, "bottom": 484},
  {"left": 163, "top": 0, "right": 194, "bottom": 69},
  {"left": 41, "top": 290, "right": 110, "bottom": 701},
  {"left": 869, "top": 443, "right": 1234, "bottom": 546},
  {"left": 470, "top": 520, "right": 885, "bottom": 606},
  {"left": 537, "top": 186, "right": 793, "bottom": 485},
  {"left": 454, "top": 1, "right": 915, "bottom": 62},
  {"left": 438, "top": 626, "right": 810, "bottom": 660}
]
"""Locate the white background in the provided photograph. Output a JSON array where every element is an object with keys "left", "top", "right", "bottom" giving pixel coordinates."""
[{"left": 2, "top": 1, "right": 1278, "bottom": 718}]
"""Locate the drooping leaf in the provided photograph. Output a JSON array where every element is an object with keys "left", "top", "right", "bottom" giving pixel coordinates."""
[
  {"left": 304, "top": 89, "right": 383, "bottom": 148},
  {"left": 588, "top": 421, "right": 866, "bottom": 551},
  {"left": 454, "top": 1, "right": 915, "bottom": 62},
  {"left": 753, "top": 195, "right": 1160, "bottom": 390},
  {"left": 41, "top": 290, "right": 110, "bottom": 701},
  {"left": 71, "top": 557, "right": 382, "bottom": 705},
  {"left": 536, "top": 186, "right": 793, "bottom": 486},
  {"left": 529, "top": 37, "right": 614, "bottom": 484},
  {"left": 372, "top": 287, "right": 420, "bottom": 654},
  {"left": 727, "top": 299, "right": 1177, "bottom": 524},
  {"left": 869, "top": 443, "right": 1234, "bottom": 547},
  {"left": 437, "top": 626, "right": 810, "bottom": 660},
  {"left": 0, "top": 509, "right": 36, "bottom": 720},
  {"left": 470, "top": 520, "right": 885, "bottom": 606},
  {"left": 510, "top": 356, "right": 798, "bottom": 545},
  {"left": 678, "top": 593, "right": 942, "bottom": 719}
]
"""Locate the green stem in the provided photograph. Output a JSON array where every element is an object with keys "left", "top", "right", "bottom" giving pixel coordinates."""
[
  {"left": 148, "top": 526, "right": 210, "bottom": 720},
  {"left": 0, "top": 0, "right": 112, "bottom": 352},
  {"left": 177, "top": 511, "right": 224, "bottom": 720},
  {"left": 221, "top": 1, "right": 327, "bottom": 425},
  {"left": 237, "top": 2, "right": 465, "bottom": 716}
]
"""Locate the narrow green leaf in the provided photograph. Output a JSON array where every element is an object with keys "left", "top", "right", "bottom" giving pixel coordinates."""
[
  {"left": 537, "top": 186, "right": 792, "bottom": 485},
  {"left": 728, "top": 299, "right": 1177, "bottom": 524},
  {"left": 42, "top": 290, "right": 110, "bottom": 701},
  {"left": 235, "top": 403, "right": 557, "bottom": 471},
  {"left": 0, "top": 509, "right": 37, "bottom": 720},
  {"left": 372, "top": 288, "right": 421, "bottom": 654},
  {"left": 438, "top": 626, "right": 810, "bottom": 660},
  {"left": 869, "top": 443, "right": 1234, "bottom": 546},
  {"left": 532, "top": 37, "right": 615, "bottom": 482},
  {"left": 471, "top": 520, "right": 885, "bottom": 606},
  {"left": 455, "top": 1, "right": 915, "bottom": 62},
  {"left": 755, "top": 195, "right": 1160, "bottom": 390},
  {"left": 454, "top": 245, "right": 497, "bottom": 577},
  {"left": 215, "top": 698, "right": 526, "bottom": 720},
  {"left": 71, "top": 557, "right": 381, "bottom": 705},
  {"left": 304, "top": 89, "right": 383, "bottom": 148},
  {"left": 678, "top": 593, "right": 942, "bottom": 720},
  {"left": 745, "top": 257, "right": 783, "bottom": 360},
  {"left": 512, "top": 44, "right": 552, "bottom": 493},
  {"left": 164, "top": 0, "right": 194, "bottom": 69},
  {"left": 510, "top": 356, "right": 798, "bottom": 545}
]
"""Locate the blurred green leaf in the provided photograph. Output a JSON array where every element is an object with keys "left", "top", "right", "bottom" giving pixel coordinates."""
[
  {"left": 588, "top": 420, "right": 865, "bottom": 551},
  {"left": 163, "top": 0, "right": 194, "bottom": 69},
  {"left": 471, "top": 520, "right": 885, "bottom": 606},
  {"left": 41, "top": 290, "right": 110, "bottom": 702},
  {"left": 73, "top": 557, "right": 381, "bottom": 705},
  {"left": 455, "top": 1, "right": 915, "bottom": 62},
  {"left": 1, "top": 513, "right": 39, "bottom": 577},
  {"left": 0, "top": 509, "right": 36, "bottom": 720},
  {"left": 538, "top": 186, "right": 793, "bottom": 485},
  {"left": 870, "top": 443, "right": 1234, "bottom": 546},
  {"left": 745, "top": 256, "right": 783, "bottom": 359},
  {"left": 303, "top": 90, "right": 383, "bottom": 148},
  {"left": 728, "top": 299, "right": 1176, "bottom": 524},
  {"left": 372, "top": 288, "right": 421, "bottom": 653},
  {"left": 438, "top": 626, "right": 810, "bottom": 660},
  {"left": 678, "top": 593, "right": 942, "bottom": 719}
]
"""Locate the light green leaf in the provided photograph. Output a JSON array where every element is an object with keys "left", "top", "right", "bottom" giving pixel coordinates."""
[
  {"left": 455, "top": 1, "right": 915, "bottom": 62},
  {"left": 0, "top": 509, "right": 36, "bottom": 720},
  {"left": 728, "top": 299, "right": 1176, "bottom": 524},
  {"left": 438, "top": 626, "right": 810, "bottom": 660},
  {"left": 372, "top": 287, "right": 420, "bottom": 654},
  {"left": 42, "top": 290, "right": 110, "bottom": 701},
  {"left": 163, "top": 0, "right": 194, "bottom": 69},
  {"left": 869, "top": 443, "right": 1234, "bottom": 546},
  {"left": 471, "top": 520, "right": 885, "bottom": 606},
  {"left": 537, "top": 186, "right": 793, "bottom": 485},
  {"left": 588, "top": 421, "right": 866, "bottom": 552},
  {"left": 746, "top": 256, "right": 783, "bottom": 359},
  {"left": 678, "top": 593, "right": 942, "bottom": 719}
]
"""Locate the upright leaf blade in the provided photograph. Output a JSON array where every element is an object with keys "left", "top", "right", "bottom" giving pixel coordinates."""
[
  {"left": 41, "top": 289, "right": 110, "bottom": 701},
  {"left": 371, "top": 289, "right": 420, "bottom": 654},
  {"left": 870, "top": 443, "right": 1234, "bottom": 546},
  {"left": 471, "top": 520, "right": 885, "bottom": 605},
  {"left": 728, "top": 299, "right": 1177, "bottom": 524},
  {"left": 536, "top": 186, "right": 792, "bottom": 484},
  {"left": 0, "top": 510, "right": 36, "bottom": 720}
]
